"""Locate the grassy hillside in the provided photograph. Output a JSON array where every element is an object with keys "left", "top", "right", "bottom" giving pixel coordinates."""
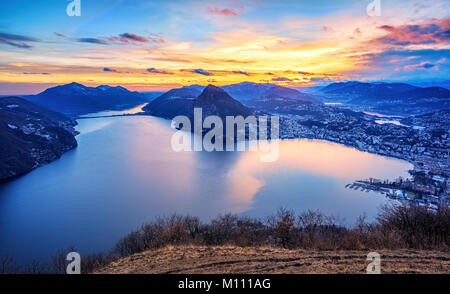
[{"left": 95, "top": 245, "right": 449, "bottom": 274}]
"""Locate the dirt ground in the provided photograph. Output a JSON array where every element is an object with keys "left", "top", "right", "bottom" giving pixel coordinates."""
[{"left": 95, "top": 245, "right": 450, "bottom": 274}]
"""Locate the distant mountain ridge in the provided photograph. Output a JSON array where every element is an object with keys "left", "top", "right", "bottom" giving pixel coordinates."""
[
  {"left": 221, "top": 82, "right": 274, "bottom": 101},
  {"left": 222, "top": 82, "right": 316, "bottom": 104},
  {"left": 26, "top": 82, "right": 149, "bottom": 116},
  {"left": 321, "top": 81, "right": 450, "bottom": 114},
  {"left": 322, "top": 81, "right": 419, "bottom": 97}
]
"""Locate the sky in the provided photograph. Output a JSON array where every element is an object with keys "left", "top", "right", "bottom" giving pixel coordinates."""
[{"left": 0, "top": 0, "right": 449, "bottom": 94}]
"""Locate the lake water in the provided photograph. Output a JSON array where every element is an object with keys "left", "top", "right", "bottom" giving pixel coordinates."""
[
  {"left": 0, "top": 115, "right": 413, "bottom": 263},
  {"left": 78, "top": 104, "right": 147, "bottom": 118}
]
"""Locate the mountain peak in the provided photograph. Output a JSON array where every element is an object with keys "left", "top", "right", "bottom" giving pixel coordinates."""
[
  {"left": 194, "top": 84, "right": 252, "bottom": 118},
  {"left": 114, "top": 85, "right": 128, "bottom": 91},
  {"left": 97, "top": 85, "right": 111, "bottom": 91},
  {"left": 197, "top": 84, "right": 232, "bottom": 102},
  {"left": 66, "top": 82, "right": 87, "bottom": 88}
]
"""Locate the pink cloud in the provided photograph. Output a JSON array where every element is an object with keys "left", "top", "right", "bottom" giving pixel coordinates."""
[
  {"left": 403, "top": 58, "right": 446, "bottom": 71},
  {"left": 376, "top": 18, "right": 450, "bottom": 46},
  {"left": 206, "top": 7, "right": 243, "bottom": 16},
  {"left": 388, "top": 56, "right": 419, "bottom": 64},
  {"left": 108, "top": 33, "right": 164, "bottom": 44},
  {"left": 403, "top": 61, "right": 437, "bottom": 71}
]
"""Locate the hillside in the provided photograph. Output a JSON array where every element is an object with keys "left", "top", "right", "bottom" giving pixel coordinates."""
[
  {"left": 95, "top": 245, "right": 450, "bottom": 274},
  {"left": 0, "top": 96, "right": 78, "bottom": 180}
]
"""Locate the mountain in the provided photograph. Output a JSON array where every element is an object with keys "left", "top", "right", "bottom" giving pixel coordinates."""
[
  {"left": 399, "top": 86, "right": 450, "bottom": 100},
  {"left": 322, "top": 81, "right": 419, "bottom": 98},
  {"left": 411, "top": 80, "right": 450, "bottom": 89},
  {"left": 193, "top": 85, "right": 253, "bottom": 118},
  {"left": 244, "top": 84, "right": 317, "bottom": 113},
  {"left": 221, "top": 82, "right": 274, "bottom": 101},
  {"left": 321, "top": 81, "right": 450, "bottom": 114},
  {"left": 0, "top": 96, "right": 78, "bottom": 180},
  {"left": 27, "top": 82, "right": 149, "bottom": 116},
  {"left": 138, "top": 91, "right": 166, "bottom": 102},
  {"left": 143, "top": 82, "right": 317, "bottom": 116},
  {"left": 222, "top": 82, "right": 317, "bottom": 104},
  {"left": 143, "top": 85, "right": 255, "bottom": 140},
  {"left": 142, "top": 85, "right": 202, "bottom": 119},
  {"left": 143, "top": 84, "right": 252, "bottom": 120}
]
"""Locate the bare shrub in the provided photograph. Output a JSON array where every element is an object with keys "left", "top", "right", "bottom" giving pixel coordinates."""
[
  {"left": 0, "top": 256, "right": 18, "bottom": 274},
  {"left": 80, "top": 253, "right": 109, "bottom": 274},
  {"left": 202, "top": 214, "right": 239, "bottom": 245},
  {"left": 158, "top": 215, "right": 201, "bottom": 245},
  {"left": 51, "top": 246, "right": 77, "bottom": 274},
  {"left": 202, "top": 214, "right": 268, "bottom": 246},
  {"left": 234, "top": 217, "right": 268, "bottom": 246},
  {"left": 114, "top": 230, "right": 145, "bottom": 257},
  {"left": 273, "top": 209, "right": 295, "bottom": 248},
  {"left": 378, "top": 204, "right": 450, "bottom": 249},
  {"left": 295, "top": 210, "right": 345, "bottom": 249}
]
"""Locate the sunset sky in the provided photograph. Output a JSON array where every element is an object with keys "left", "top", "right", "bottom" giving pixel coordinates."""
[{"left": 0, "top": 0, "right": 449, "bottom": 94}]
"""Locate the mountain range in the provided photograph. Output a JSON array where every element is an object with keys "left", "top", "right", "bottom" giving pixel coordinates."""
[
  {"left": 25, "top": 82, "right": 149, "bottom": 116},
  {"left": 321, "top": 81, "right": 450, "bottom": 114},
  {"left": 8, "top": 80, "right": 450, "bottom": 120}
]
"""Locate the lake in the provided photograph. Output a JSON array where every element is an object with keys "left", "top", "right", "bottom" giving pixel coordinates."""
[{"left": 0, "top": 115, "right": 413, "bottom": 263}]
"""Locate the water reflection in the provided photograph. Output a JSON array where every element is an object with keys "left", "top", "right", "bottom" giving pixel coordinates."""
[
  {"left": 78, "top": 104, "right": 146, "bottom": 118},
  {"left": 225, "top": 139, "right": 412, "bottom": 219},
  {"left": 232, "top": 139, "right": 412, "bottom": 180},
  {"left": 375, "top": 120, "right": 408, "bottom": 127}
]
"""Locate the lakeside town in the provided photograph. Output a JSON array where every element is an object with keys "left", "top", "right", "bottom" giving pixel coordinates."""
[{"left": 278, "top": 103, "right": 450, "bottom": 210}]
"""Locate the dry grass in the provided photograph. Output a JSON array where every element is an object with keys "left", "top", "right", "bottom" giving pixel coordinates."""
[{"left": 94, "top": 245, "right": 450, "bottom": 274}]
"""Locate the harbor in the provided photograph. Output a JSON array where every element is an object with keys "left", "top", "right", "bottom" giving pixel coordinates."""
[{"left": 345, "top": 180, "right": 440, "bottom": 211}]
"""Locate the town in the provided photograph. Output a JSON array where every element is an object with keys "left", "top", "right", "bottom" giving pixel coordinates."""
[{"left": 277, "top": 103, "right": 450, "bottom": 210}]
